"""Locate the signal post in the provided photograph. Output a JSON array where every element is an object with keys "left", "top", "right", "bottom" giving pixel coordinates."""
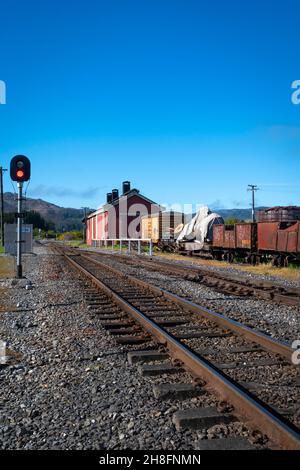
[{"left": 10, "top": 155, "right": 31, "bottom": 278}]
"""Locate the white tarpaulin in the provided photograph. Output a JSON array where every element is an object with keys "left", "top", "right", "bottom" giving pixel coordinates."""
[{"left": 176, "top": 206, "right": 224, "bottom": 248}]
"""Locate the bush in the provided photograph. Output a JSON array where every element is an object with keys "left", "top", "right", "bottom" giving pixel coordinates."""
[
  {"left": 225, "top": 218, "right": 243, "bottom": 225},
  {"left": 57, "top": 231, "right": 83, "bottom": 241}
]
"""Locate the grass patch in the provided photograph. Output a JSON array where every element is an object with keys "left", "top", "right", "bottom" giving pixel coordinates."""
[
  {"left": 238, "top": 262, "right": 300, "bottom": 281},
  {"left": 156, "top": 252, "right": 300, "bottom": 281},
  {"left": 0, "top": 246, "right": 4, "bottom": 254},
  {"left": 0, "top": 255, "right": 15, "bottom": 278},
  {"left": 64, "top": 240, "right": 89, "bottom": 248}
]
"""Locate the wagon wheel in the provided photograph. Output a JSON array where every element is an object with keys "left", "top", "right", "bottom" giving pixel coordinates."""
[
  {"left": 277, "top": 256, "right": 285, "bottom": 267},
  {"left": 246, "top": 254, "right": 252, "bottom": 265}
]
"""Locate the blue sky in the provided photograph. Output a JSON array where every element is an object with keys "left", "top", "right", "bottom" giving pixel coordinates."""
[{"left": 0, "top": 0, "right": 299, "bottom": 210}]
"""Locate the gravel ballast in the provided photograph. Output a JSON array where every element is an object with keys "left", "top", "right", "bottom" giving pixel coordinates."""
[
  {"left": 89, "top": 253, "right": 300, "bottom": 345},
  {"left": 0, "top": 246, "right": 263, "bottom": 450}
]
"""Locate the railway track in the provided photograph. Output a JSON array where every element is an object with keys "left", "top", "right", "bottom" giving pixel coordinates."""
[
  {"left": 53, "top": 245, "right": 300, "bottom": 450},
  {"left": 81, "top": 249, "right": 300, "bottom": 307}
]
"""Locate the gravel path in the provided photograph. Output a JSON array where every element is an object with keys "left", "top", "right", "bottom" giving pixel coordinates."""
[{"left": 0, "top": 246, "right": 262, "bottom": 450}]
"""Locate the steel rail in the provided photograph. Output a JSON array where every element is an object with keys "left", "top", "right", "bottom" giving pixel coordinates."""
[
  {"left": 78, "top": 252, "right": 295, "bottom": 362},
  {"left": 85, "top": 250, "right": 300, "bottom": 306},
  {"left": 59, "top": 249, "right": 300, "bottom": 450}
]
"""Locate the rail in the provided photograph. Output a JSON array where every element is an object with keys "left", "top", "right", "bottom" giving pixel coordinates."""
[{"left": 52, "top": 244, "right": 300, "bottom": 450}]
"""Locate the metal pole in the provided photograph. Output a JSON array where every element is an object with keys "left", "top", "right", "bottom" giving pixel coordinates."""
[
  {"left": 82, "top": 207, "right": 87, "bottom": 243},
  {"left": 17, "top": 182, "right": 23, "bottom": 278},
  {"left": 248, "top": 184, "right": 259, "bottom": 223},
  {"left": 149, "top": 240, "right": 153, "bottom": 257},
  {"left": 120, "top": 240, "right": 122, "bottom": 254},
  {"left": 138, "top": 240, "right": 141, "bottom": 255},
  {"left": 0, "top": 167, "right": 7, "bottom": 247}
]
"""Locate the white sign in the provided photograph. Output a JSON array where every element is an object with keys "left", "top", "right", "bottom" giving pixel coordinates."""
[
  {"left": 15, "top": 227, "right": 31, "bottom": 233},
  {"left": 291, "top": 80, "right": 300, "bottom": 105},
  {"left": 0, "top": 80, "right": 6, "bottom": 105},
  {"left": 0, "top": 341, "right": 7, "bottom": 365}
]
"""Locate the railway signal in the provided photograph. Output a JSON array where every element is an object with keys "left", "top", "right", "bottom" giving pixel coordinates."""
[
  {"left": 10, "top": 155, "right": 31, "bottom": 278},
  {"left": 10, "top": 155, "right": 31, "bottom": 182}
]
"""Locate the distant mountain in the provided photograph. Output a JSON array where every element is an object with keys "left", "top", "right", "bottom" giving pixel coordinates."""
[
  {"left": 3, "top": 192, "right": 95, "bottom": 231},
  {"left": 217, "top": 208, "right": 266, "bottom": 222},
  {"left": 215, "top": 207, "right": 270, "bottom": 222},
  {"left": 3, "top": 192, "right": 267, "bottom": 230}
]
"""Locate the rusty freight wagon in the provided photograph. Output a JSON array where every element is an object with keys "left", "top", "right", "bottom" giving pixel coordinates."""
[
  {"left": 257, "top": 221, "right": 300, "bottom": 266},
  {"left": 212, "top": 221, "right": 300, "bottom": 265},
  {"left": 212, "top": 223, "right": 257, "bottom": 262}
]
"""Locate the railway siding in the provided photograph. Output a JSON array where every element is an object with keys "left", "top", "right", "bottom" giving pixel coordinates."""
[
  {"left": 0, "top": 246, "right": 263, "bottom": 450},
  {"left": 80, "top": 250, "right": 300, "bottom": 345},
  {"left": 52, "top": 246, "right": 300, "bottom": 449}
]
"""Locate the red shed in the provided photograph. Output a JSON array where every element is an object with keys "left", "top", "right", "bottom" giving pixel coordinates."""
[{"left": 86, "top": 182, "right": 161, "bottom": 245}]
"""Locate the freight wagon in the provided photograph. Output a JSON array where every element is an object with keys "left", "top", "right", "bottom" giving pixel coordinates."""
[
  {"left": 141, "top": 211, "right": 185, "bottom": 251},
  {"left": 212, "top": 221, "right": 300, "bottom": 266},
  {"left": 257, "top": 221, "right": 300, "bottom": 266},
  {"left": 173, "top": 206, "right": 300, "bottom": 265},
  {"left": 212, "top": 223, "right": 257, "bottom": 263}
]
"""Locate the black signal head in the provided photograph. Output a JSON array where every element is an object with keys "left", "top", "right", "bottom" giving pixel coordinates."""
[{"left": 10, "top": 155, "right": 31, "bottom": 182}]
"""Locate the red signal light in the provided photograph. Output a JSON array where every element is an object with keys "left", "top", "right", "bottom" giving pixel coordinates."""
[{"left": 10, "top": 155, "right": 31, "bottom": 182}]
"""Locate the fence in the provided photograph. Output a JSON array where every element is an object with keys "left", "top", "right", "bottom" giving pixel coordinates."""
[{"left": 92, "top": 238, "right": 153, "bottom": 256}]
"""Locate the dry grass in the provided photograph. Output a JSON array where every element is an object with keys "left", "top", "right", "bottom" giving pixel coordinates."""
[
  {"left": 0, "top": 257, "right": 15, "bottom": 313},
  {"left": 234, "top": 264, "right": 300, "bottom": 281},
  {"left": 155, "top": 252, "right": 300, "bottom": 282},
  {"left": 0, "top": 256, "right": 15, "bottom": 279}
]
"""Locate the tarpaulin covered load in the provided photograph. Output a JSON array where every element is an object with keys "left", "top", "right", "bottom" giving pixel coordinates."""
[{"left": 176, "top": 206, "right": 224, "bottom": 248}]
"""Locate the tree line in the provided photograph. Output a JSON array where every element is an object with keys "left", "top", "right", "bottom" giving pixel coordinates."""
[{"left": 3, "top": 210, "right": 55, "bottom": 231}]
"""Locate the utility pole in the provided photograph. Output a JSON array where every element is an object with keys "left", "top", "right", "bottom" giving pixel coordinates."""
[
  {"left": 81, "top": 207, "right": 87, "bottom": 243},
  {"left": 0, "top": 167, "right": 7, "bottom": 247},
  {"left": 248, "top": 184, "right": 259, "bottom": 222}
]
